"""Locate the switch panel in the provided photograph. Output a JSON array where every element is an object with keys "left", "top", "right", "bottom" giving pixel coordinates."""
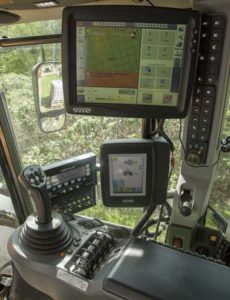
[
  {"left": 186, "top": 14, "right": 226, "bottom": 165},
  {"left": 43, "top": 153, "right": 97, "bottom": 214}
]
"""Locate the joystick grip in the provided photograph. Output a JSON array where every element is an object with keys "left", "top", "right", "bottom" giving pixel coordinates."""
[{"left": 19, "top": 165, "right": 52, "bottom": 224}]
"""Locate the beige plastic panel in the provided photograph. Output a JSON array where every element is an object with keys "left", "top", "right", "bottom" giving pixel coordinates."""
[
  {"left": 170, "top": 0, "right": 230, "bottom": 229},
  {"left": 1, "top": 0, "right": 192, "bottom": 24}
]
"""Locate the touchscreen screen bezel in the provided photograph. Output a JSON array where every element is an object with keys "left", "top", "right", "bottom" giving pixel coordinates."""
[{"left": 62, "top": 6, "right": 200, "bottom": 118}]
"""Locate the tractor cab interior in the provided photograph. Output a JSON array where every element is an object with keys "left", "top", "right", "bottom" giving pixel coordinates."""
[{"left": 0, "top": 1, "right": 230, "bottom": 299}]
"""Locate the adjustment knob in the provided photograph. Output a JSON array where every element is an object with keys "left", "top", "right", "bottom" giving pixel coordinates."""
[
  {"left": 180, "top": 190, "right": 193, "bottom": 217},
  {"left": 180, "top": 204, "right": 192, "bottom": 217},
  {"left": 187, "top": 152, "right": 200, "bottom": 165}
]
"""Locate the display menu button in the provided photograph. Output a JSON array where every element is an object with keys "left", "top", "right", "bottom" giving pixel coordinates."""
[
  {"left": 203, "top": 97, "right": 213, "bottom": 106},
  {"left": 192, "top": 107, "right": 200, "bottom": 115},
  {"left": 198, "top": 134, "right": 209, "bottom": 142},
  {"left": 212, "top": 16, "right": 225, "bottom": 29},
  {"left": 200, "top": 117, "right": 210, "bottom": 125},
  {"left": 211, "top": 29, "right": 223, "bottom": 40}
]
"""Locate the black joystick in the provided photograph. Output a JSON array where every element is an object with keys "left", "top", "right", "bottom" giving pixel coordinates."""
[
  {"left": 19, "top": 165, "right": 52, "bottom": 224},
  {"left": 18, "top": 165, "right": 73, "bottom": 254}
]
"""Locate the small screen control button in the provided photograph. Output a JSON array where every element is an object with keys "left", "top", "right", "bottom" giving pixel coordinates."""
[
  {"left": 200, "top": 117, "right": 210, "bottom": 125},
  {"left": 203, "top": 97, "right": 213, "bottom": 106},
  {"left": 192, "top": 107, "right": 200, "bottom": 115},
  {"left": 211, "top": 29, "right": 223, "bottom": 40},
  {"left": 212, "top": 16, "right": 225, "bottom": 29},
  {"left": 201, "top": 107, "right": 212, "bottom": 116},
  {"left": 198, "top": 134, "right": 209, "bottom": 142}
]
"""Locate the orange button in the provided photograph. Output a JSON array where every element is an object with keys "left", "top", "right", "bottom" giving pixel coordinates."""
[{"left": 59, "top": 251, "right": 66, "bottom": 258}]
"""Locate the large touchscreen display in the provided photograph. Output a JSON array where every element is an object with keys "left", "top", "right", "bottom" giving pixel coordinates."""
[{"left": 76, "top": 21, "right": 186, "bottom": 107}]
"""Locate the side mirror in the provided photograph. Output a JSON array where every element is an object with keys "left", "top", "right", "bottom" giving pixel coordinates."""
[{"left": 32, "top": 62, "right": 66, "bottom": 133}]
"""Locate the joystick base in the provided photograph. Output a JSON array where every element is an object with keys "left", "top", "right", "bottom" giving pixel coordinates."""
[{"left": 20, "top": 212, "right": 73, "bottom": 254}]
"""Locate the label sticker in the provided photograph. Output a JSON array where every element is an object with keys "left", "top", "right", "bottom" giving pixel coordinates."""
[{"left": 57, "top": 269, "right": 88, "bottom": 292}]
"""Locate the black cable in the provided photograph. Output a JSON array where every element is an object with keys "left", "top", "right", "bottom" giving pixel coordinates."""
[
  {"left": 154, "top": 204, "right": 165, "bottom": 240},
  {"left": 131, "top": 205, "right": 157, "bottom": 237},
  {"left": 0, "top": 261, "right": 12, "bottom": 274},
  {"left": 145, "top": 118, "right": 174, "bottom": 239},
  {"left": 142, "top": 215, "right": 170, "bottom": 232},
  {"left": 208, "top": 205, "right": 228, "bottom": 232},
  {"left": 142, "top": 200, "right": 172, "bottom": 237},
  {"left": 132, "top": 0, "right": 155, "bottom": 6},
  {"left": 179, "top": 119, "right": 186, "bottom": 154},
  {"left": 211, "top": 149, "right": 222, "bottom": 167},
  {"left": 208, "top": 205, "right": 216, "bottom": 213},
  {"left": 179, "top": 119, "right": 222, "bottom": 168},
  {"left": 168, "top": 163, "right": 174, "bottom": 181},
  {"left": 151, "top": 119, "right": 175, "bottom": 182},
  {"left": 135, "top": 118, "right": 174, "bottom": 238},
  {"left": 210, "top": 217, "right": 221, "bottom": 231},
  {"left": 152, "top": 119, "right": 175, "bottom": 152},
  {"left": 146, "top": 0, "right": 154, "bottom": 6},
  {"left": 160, "top": 131, "right": 175, "bottom": 152}
]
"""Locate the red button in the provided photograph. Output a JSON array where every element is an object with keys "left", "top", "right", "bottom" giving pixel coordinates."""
[{"left": 173, "top": 238, "right": 183, "bottom": 248}]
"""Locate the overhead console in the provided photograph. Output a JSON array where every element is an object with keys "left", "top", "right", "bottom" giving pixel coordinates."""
[{"left": 62, "top": 6, "right": 200, "bottom": 118}]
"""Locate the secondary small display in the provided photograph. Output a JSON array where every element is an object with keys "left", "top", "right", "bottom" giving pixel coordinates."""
[
  {"left": 109, "top": 154, "right": 147, "bottom": 196},
  {"left": 76, "top": 21, "right": 186, "bottom": 107},
  {"left": 100, "top": 138, "right": 170, "bottom": 207}
]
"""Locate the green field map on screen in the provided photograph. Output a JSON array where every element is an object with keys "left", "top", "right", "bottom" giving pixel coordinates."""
[{"left": 85, "top": 27, "right": 142, "bottom": 73}]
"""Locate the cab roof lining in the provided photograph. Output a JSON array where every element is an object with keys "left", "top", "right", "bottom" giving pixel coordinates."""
[{"left": 0, "top": 0, "right": 193, "bottom": 24}]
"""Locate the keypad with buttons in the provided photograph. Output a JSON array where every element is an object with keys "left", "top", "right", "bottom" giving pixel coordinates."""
[
  {"left": 43, "top": 153, "right": 97, "bottom": 214},
  {"left": 186, "top": 14, "right": 226, "bottom": 165},
  {"left": 22, "top": 165, "right": 46, "bottom": 188}
]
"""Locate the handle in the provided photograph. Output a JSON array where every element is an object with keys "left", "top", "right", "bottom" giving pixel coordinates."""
[{"left": 19, "top": 165, "right": 52, "bottom": 224}]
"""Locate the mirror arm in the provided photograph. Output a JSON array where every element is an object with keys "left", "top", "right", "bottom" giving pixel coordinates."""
[{"left": 0, "top": 34, "right": 61, "bottom": 48}]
